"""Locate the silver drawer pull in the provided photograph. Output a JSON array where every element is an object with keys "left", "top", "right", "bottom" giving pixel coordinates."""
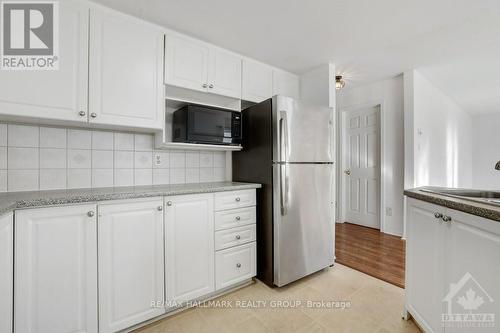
[
  {"left": 166, "top": 201, "right": 172, "bottom": 206},
  {"left": 236, "top": 263, "right": 241, "bottom": 268},
  {"left": 235, "top": 235, "right": 241, "bottom": 240},
  {"left": 235, "top": 197, "right": 241, "bottom": 202},
  {"left": 442, "top": 215, "right": 452, "bottom": 223},
  {"left": 157, "top": 206, "right": 163, "bottom": 211},
  {"left": 235, "top": 216, "right": 241, "bottom": 221},
  {"left": 434, "top": 212, "right": 443, "bottom": 219},
  {"left": 87, "top": 211, "right": 95, "bottom": 217}
]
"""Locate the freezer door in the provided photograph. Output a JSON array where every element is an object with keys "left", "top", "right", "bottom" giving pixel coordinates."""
[
  {"left": 272, "top": 96, "right": 334, "bottom": 163},
  {"left": 273, "top": 163, "right": 335, "bottom": 287}
]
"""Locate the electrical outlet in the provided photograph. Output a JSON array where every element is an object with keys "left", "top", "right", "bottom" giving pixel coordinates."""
[
  {"left": 386, "top": 207, "right": 393, "bottom": 216},
  {"left": 154, "top": 153, "right": 162, "bottom": 166}
]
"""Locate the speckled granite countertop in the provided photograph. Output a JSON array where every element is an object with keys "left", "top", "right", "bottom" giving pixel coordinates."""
[
  {"left": 405, "top": 187, "right": 500, "bottom": 222},
  {"left": 0, "top": 182, "right": 261, "bottom": 216}
]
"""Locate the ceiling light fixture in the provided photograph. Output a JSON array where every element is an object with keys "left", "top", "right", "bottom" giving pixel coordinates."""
[{"left": 335, "top": 75, "right": 345, "bottom": 90}]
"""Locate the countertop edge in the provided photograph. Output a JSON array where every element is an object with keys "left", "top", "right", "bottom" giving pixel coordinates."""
[
  {"left": 0, "top": 183, "right": 261, "bottom": 216},
  {"left": 404, "top": 189, "right": 500, "bottom": 223}
]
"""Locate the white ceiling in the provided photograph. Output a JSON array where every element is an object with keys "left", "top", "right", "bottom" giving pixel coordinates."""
[{"left": 92, "top": 0, "right": 500, "bottom": 114}]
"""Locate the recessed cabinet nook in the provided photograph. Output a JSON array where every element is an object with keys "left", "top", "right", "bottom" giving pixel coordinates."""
[
  {"left": 2, "top": 188, "right": 257, "bottom": 333},
  {"left": 0, "top": 0, "right": 300, "bottom": 152}
]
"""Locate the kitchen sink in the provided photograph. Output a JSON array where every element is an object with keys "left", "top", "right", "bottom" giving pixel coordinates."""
[{"left": 421, "top": 187, "right": 500, "bottom": 206}]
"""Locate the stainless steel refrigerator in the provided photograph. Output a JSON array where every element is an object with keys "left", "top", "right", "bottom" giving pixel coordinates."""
[{"left": 233, "top": 95, "right": 335, "bottom": 287}]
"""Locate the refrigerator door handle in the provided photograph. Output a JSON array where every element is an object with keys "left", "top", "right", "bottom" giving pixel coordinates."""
[
  {"left": 280, "top": 163, "right": 288, "bottom": 216},
  {"left": 279, "top": 111, "right": 289, "bottom": 162}
]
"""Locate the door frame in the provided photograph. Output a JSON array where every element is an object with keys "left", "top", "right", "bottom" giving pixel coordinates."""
[{"left": 338, "top": 100, "right": 386, "bottom": 232}]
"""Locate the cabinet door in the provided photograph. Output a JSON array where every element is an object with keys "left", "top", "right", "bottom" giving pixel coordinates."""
[
  {"left": 15, "top": 205, "right": 98, "bottom": 333},
  {"left": 242, "top": 59, "right": 273, "bottom": 102},
  {"left": 405, "top": 198, "right": 446, "bottom": 333},
  {"left": 98, "top": 199, "right": 165, "bottom": 333},
  {"left": 165, "top": 194, "right": 215, "bottom": 302},
  {"left": 0, "top": 0, "right": 88, "bottom": 123},
  {"left": 165, "top": 35, "right": 209, "bottom": 92},
  {"left": 89, "top": 8, "right": 164, "bottom": 129},
  {"left": 273, "top": 70, "right": 300, "bottom": 99},
  {"left": 444, "top": 209, "right": 500, "bottom": 333},
  {"left": 0, "top": 213, "right": 13, "bottom": 333},
  {"left": 208, "top": 49, "right": 242, "bottom": 99}
]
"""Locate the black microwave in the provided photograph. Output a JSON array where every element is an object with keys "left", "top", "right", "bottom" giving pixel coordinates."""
[{"left": 172, "top": 105, "right": 242, "bottom": 146}]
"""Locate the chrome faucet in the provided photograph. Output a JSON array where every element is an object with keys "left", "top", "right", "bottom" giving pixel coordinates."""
[{"left": 496, "top": 161, "right": 500, "bottom": 170}]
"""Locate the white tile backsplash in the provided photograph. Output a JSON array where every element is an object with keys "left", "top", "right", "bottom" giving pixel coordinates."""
[
  {"left": 0, "top": 123, "right": 228, "bottom": 192},
  {"left": 8, "top": 147, "right": 39, "bottom": 169},
  {"left": 8, "top": 124, "right": 39, "bottom": 147},
  {"left": 40, "top": 127, "right": 66, "bottom": 148},
  {"left": 92, "top": 150, "right": 114, "bottom": 169},
  {"left": 92, "top": 131, "right": 114, "bottom": 150},
  {"left": 68, "top": 149, "right": 91, "bottom": 169},
  {"left": 68, "top": 129, "right": 91, "bottom": 149},
  {"left": 40, "top": 148, "right": 66, "bottom": 169},
  {"left": 40, "top": 169, "right": 66, "bottom": 190}
]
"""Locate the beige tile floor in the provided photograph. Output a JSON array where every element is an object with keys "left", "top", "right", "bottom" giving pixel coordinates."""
[{"left": 135, "top": 264, "right": 421, "bottom": 333}]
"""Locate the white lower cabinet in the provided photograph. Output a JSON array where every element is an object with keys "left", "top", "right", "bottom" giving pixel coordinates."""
[
  {"left": 216, "top": 242, "right": 256, "bottom": 290},
  {"left": 405, "top": 197, "right": 500, "bottom": 333},
  {"left": 15, "top": 205, "right": 98, "bottom": 333},
  {"left": 165, "top": 194, "right": 215, "bottom": 302},
  {"left": 98, "top": 199, "right": 165, "bottom": 333},
  {"left": 0, "top": 213, "right": 13, "bottom": 333}
]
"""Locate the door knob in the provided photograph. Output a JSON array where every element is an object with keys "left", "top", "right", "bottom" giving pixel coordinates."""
[
  {"left": 344, "top": 169, "right": 351, "bottom": 176},
  {"left": 202, "top": 83, "right": 208, "bottom": 88},
  {"left": 235, "top": 197, "right": 241, "bottom": 202},
  {"left": 87, "top": 211, "right": 95, "bottom": 217},
  {"left": 236, "top": 263, "right": 242, "bottom": 268},
  {"left": 434, "top": 212, "right": 443, "bottom": 219},
  {"left": 442, "top": 215, "right": 452, "bottom": 223},
  {"left": 209, "top": 84, "right": 214, "bottom": 88},
  {"left": 157, "top": 206, "right": 163, "bottom": 211},
  {"left": 78, "top": 111, "right": 86, "bottom": 117},
  {"left": 235, "top": 235, "right": 241, "bottom": 240},
  {"left": 90, "top": 113, "right": 97, "bottom": 118},
  {"left": 166, "top": 201, "right": 172, "bottom": 206},
  {"left": 235, "top": 216, "right": 241, "bottom": 221}
]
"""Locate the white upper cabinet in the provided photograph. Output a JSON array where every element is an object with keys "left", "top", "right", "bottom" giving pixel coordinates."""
[
  {"left": 165, "top": 194, "right": 215, "bottom": 302},
  {"left": 0, "top": 213, "right": 13, "bottom": 333},
  {"left": 89, "top": 7, "right": 164, "bottom": 129},
  {"left": 242, "top": 59, "right": 273, "bottom": 103},
  {"left": 165, "top": 35, "right": 242, "bottom": 99},
  {"left": 165, "top": 35, "right": 209, "bottom": 93},
  {"left": 273, "top": 70, "right": 300, "bottom": 99},
  {"left": 208, "top": 49, "right": 242, "bottom": 99},
  {"left": 0, "top": 0, "right": 89, "bottom": 123},
  {"left": 98, "top": 199, "right": 165, "bottom": 333},
  {"left": 15, "top": 205, "right": 98, "bottom": 333}
]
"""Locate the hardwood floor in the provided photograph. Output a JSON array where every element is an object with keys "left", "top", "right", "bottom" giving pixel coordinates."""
[{"left": 335, "top": 222, "right": 405, "bottom": 288}]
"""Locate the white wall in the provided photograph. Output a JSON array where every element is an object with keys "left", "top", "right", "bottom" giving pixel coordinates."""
[
  {"left": 404, "top": 70, "right": 473, "bottom": 189},
  {"left": 337, "top": 75, "right": 405, "bottom": 237},
  {"left": 471, "top": 113, "right": 500, "bottom": 190}
]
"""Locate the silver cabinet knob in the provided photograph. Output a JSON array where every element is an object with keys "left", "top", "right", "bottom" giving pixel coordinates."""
[
  {"left": 202, "top": 83, "right": 208, "bottom": 88},
  {"left": 157, "top": 206, "right": 163, "bottom": 211},
  {"left": 235, "top": 216, "right": 241, "bottom": 221},
  {"left": 79, "top": 111, "right": 86, "bottom": 117},
  {"left": 344, "top": 169, "right": 351, "bottom": 176},
  {"left": 209, "top": 84, "right": 214, "bottom": 88},
  {"left": 235, "top": 235, "right": 241, "bottom": 240},
  {"left": 442, "top": 215, "right": 452, "bottom": 223},
  {"left": 434, "top": 212, "right": 443, "bottom": 219},
  {"left": 90, "top": 113, "right": 97, "bottom": 118},
  {"left": 235, "top": 197, "right": 241, "bottom": 202},
  {"left": 87, "top": 211, "right": 95, "bottom": 217},
  {"left": 236, "top": 263, "right": 241, "bottom": 268},
  {"left": 166, "top": 201, "right": 173, "bottom": 206}
]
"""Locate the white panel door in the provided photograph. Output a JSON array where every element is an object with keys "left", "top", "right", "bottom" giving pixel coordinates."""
[
  {"left": 242, "top": 59, "right": 273, "bottom": 102},
  {"left": 444, "top": 209, "right": 500, "bottom": 333},
  {"left": 0, "top": 0, "right": 88, "bottom": 122},
  {"left": 272, "top": 70, "right": 300, "bottom": 99},
  {"left": 165, "top": 194, "right": 215, "bottom": 302},
  {"left": 342, "top": 106, "right": 381, "bottom": 228},
  {"left": 165, "top": 35, "right": 209, "bottom": 92},
  {"left": 0, "top": 213, "right": 13, "bottom": 333},
  {"left": 98, "top": 198, "right": 165, "bottom": 333},
  {"left": 208, "top": 49, "right": 242, "bottom": 99},
  {"left": 89, "top": 8, "right": 164, "bottom": 129},
  {"left": 15, "top": 205, "right": 98, "bottom": 333},
  {"left": 405, "top": 199, "right": 445, "bottom": 333}
]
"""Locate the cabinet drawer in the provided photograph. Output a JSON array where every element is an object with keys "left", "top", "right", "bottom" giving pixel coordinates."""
[
  {"left": 214, "top": 190, "right": 256, "bottom": 211},
  {"left": 215, "top": 242, "right": 256, "bottom": 290},
  {"left": 215, "top": 207, "right": 256, "bottom": 231},
  {"left": 215, "top": 225, "right": 256, "bottom": 251}
]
